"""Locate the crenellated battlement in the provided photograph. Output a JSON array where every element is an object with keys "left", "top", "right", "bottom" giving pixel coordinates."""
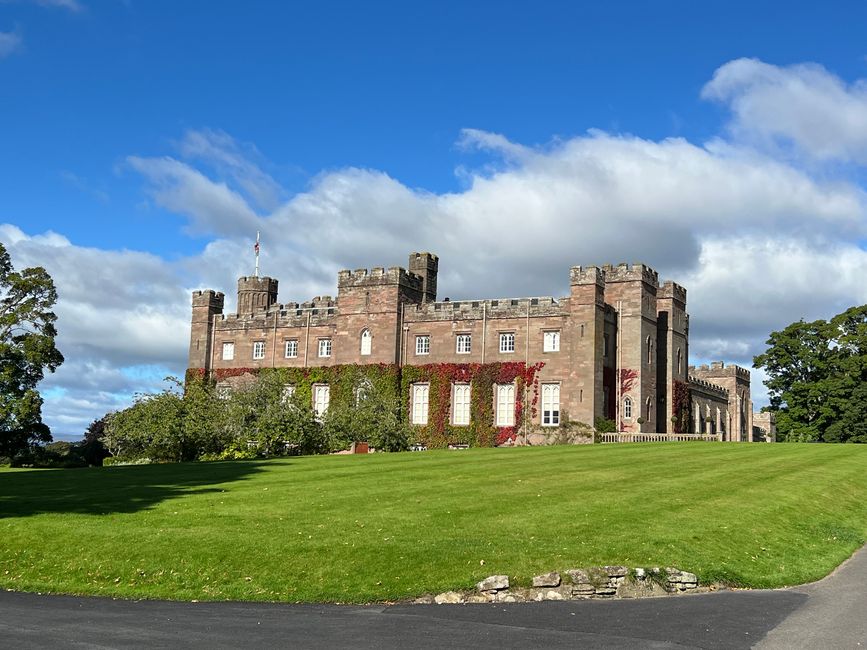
[
  {"left": 406, "top": 296, "right": 566, "bottom": 322},
  {"left": 688, "top": 375, "right": 730, "bottom": 398},
  {"left": 192, "top": 290, "right": 225, "bottom": 310},
  {"left": 659, "top": 281, "right": 687, "bottom": 303},
  {"left": 337, "top": 266, "right": 424, "bottom": 291},
  {"left": 570, "top": 265, "right": 605, "bottom": 286},
  {"left": 689, "top": 361, "right": 750, "bottom": 381},
  {"left": 601, "top": 262, "right": 659, "bottom": 286}
]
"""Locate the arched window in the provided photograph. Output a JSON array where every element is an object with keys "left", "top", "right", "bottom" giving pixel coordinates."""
[
  {"left": 623, "top": 396, "right": 633, "bottom": 419},
  {"left": 360, "top": 328, "right": 372, "bottom": 356},
  {"left": 645, "top": 397, "right": 653, "bottom": 423},
  {"left": 676, "top": 348, "right": 682, "bottom": 374}
]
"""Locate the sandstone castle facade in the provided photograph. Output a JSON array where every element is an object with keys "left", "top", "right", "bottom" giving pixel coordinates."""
[{"left": 188, "top": 252, "right": 771, "bottom": 442}]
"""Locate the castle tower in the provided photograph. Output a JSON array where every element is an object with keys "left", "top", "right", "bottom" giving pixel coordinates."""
[
  {"left": 189, "top": 290, "right": 225, "bottom": 371},
  {"left": 408, "top": 252, "right": 438, "bottom": 303},
  {"left": 603, "top": 263, "right": 659, "bottom": 432},
  {"left": 569, "top": 265, "right": 607, "bottom": 425},
  {"left": 656, "top": 281, "right": 688, "bottom": 432},
  {"left": 237, "top": 276, "right": 278, "bottom": 314}
]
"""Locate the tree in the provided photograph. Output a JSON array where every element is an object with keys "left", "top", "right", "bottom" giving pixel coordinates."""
[
  {"left": 79, "top": 415, "right": 111, "bottom": 466},
  {"left": 0, "top": 242, "right": 64, "bottom": 458},
  {"left": 754, "top": 305, "right": 867, "bottom": 442}
]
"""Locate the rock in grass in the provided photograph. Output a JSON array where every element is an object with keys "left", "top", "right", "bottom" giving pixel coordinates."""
[
  {"left": 434, "top": 591, "right": 464, "bottom": 604},
  {"left": 477, "top": 575, "right": 509, "bottom": 592},
  {"left": 532, "top": 571, "right": 561, "bottom": 588}
]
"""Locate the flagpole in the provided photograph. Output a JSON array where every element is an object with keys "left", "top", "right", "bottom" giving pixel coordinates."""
[{"left": 254, "top": 231, "right": 260, "bottom": 278}]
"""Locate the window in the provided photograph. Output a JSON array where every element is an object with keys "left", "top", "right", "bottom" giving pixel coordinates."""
[
  {"left": 496, "top": 384, "right": 515, "bottom": 427},
  {"left": 415, "top": 335, "right": 430, "bottom": 355},
  {"left": 318, "top": 338, "right": 332, "bottom": 358},
  {"left": 285, "top": 339, "right": 298, "bottom": 358},
  {"left": 252, "top": 341, "right": 265, "bottom": 360},
  {"left": 603, "top": 333, "right": 610, "bottom": 358},
  {"left": 222, "top": 342, "right": 235, "bottom": 361},
  {"left": 452, "top": 384, "right": 471, "bottom": 426},
  {"left": 543, "top": 330, "right": 560, "bottom": 352},
  {"left": 676, "top": 348, "right": 682, "bottom": 374},
  {"left": 360, "top": 329, "right": 372, "bottom": 356},
  {"left": 456, "top": 334, "right": 472, "bottom": 354},
  {"left": 541, "top": 383, "right": 560, "bottom": 426},
  {"left": 499, "top": 332, "right": 515, "bottom": 353},
  {"left": 354, "top": 379, "right": 372, "bottom": 405},
  {"left": 313, "top": 385, "right": 330, "bottom": 417},
  {"left": 646, "top": 336, "right": 653, "bottom": 365},
  {"left": 281, "top": 384, "right": 296, "bottom": 404},
  {"left": 645, "top": 397, "right": 653, "bottom": 423},
  {"left": 623, "top": 396, "right": 633, "bottom": 419},
  {"left": 411, "top": 383, "right": 429, "bottom": 425}
]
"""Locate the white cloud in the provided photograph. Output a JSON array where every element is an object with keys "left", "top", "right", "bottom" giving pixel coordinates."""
[
  {"left": 0, "top": 31, "right": 22, "bottom": 59},
  {"left": 703, "top": 58, "right": 867, "bottom": 164},
  {"left": 10, "top": 58, "right": 867, "bottom": 435},
  {"left": 34, "top": 0, "right": 83, "bottom": 11}
]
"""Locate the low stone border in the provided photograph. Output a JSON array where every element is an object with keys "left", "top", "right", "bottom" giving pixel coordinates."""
[{"left": 416, "top": 566, "right": 710, "bottom": 605}]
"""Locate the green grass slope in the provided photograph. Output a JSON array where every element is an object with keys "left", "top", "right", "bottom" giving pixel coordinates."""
[{"left": 1, "top": 443, "right": 866, "bottom": 603}]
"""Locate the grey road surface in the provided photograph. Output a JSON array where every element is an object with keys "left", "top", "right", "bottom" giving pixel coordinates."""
[{"left": 2, "top": 546, "right": 866, "bottom": 649}]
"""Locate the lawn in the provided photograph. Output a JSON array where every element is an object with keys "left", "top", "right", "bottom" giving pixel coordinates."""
[{"left": 1, "top": 443, "right": 866, "bottom": 603}]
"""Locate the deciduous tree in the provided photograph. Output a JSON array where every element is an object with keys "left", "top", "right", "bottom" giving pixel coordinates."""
[{"left": 0, "top": 242, "right": 64, "bottom": 458}]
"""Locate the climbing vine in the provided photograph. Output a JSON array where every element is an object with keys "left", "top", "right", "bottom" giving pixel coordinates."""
[{"left": 672, "top": 379, "right": 691, "bottom": 434}]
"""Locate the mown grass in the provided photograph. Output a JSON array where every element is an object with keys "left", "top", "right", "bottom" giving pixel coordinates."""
[{"left": 1, "top": 443, "right": 866, "bottom": 603}]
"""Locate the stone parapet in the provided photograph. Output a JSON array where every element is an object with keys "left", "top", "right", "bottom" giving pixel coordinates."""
[
  {"left": 337, "top": 266, "right": 424, "bottom": 292},
  {"left": 405, "top": 296, "right": 567, "bottom": 322},
  {"left": 601, "top": 262, "right": 659, "bottom": 286},
  {"left": 689, "top": 375, "right": 729, "bottom": 398}
]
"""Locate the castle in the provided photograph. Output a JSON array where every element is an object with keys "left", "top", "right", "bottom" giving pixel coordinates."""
[{"left": 188, "top": 252, "right": 773, "bottom": 442}]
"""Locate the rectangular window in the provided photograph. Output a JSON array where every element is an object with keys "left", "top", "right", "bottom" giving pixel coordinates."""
[
  {"left": 452, "top": 384, "right": 471, "bottom": 426},
  {"left": 541, "top": 383, "right": 560, "bottom": 426},
  {"left": 499, "top": 332, "right": 515, "bottom": 353},
  {"left": 544, "top": 330, "right": 560, "bottom": 352},
  {"left": 313, "top": 384, "right": 330, "bottom": 417},
  {"left": 222, "top": 342, "right": 235, "bottom": 361},
  {"left": 281, "top": 384, "right": 296, "bottom": 404},
  {"left": 415, "top": 335, "right": 430, "bottom": 355},
  {"left": 603, "top": 333, "right": 610, "bottom": 359},
  {"left": 456, "top": 334, "right": 472, "bottom": 354},
  {"left": 411, "top": 383, "right": 429, "bottom": 425},
  {"left": 285, "top": 339, "right": 298, "bottom": 358},
  {"left": 318, "top": 338, "right": 332, "bottom": 358},
  {"left": 252, "top": 341, "right": 266, "bottom": 360},
  {"left": 496, "top": 384, "right": 515, "bottom": 427}
]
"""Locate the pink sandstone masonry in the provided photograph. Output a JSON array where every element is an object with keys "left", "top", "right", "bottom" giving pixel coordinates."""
[{"left": 188, "top": 251, "right": 766, "bottom": 439}]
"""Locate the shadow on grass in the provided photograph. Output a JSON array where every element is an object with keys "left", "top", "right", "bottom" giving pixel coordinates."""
[{"left": 0, "top": 460, "right": 268, "bottom": 519}]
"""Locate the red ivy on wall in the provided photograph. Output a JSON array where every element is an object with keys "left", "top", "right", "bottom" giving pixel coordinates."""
[{"left": 400, "top": 361, "right": 544, "bottom": 449}]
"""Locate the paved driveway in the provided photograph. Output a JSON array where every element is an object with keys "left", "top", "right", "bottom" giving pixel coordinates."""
[{"left": 1, "top": 547, "right": 864, "bottom": 649}]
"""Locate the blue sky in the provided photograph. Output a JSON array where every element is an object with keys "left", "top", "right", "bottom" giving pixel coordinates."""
[{"left": 3, "top": 1, "right": 867, "bottom": 438}]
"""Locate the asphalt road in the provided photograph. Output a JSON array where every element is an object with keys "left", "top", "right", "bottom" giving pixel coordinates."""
[{"left": 1, "top": 548, "right": 864, "bottom": 649}]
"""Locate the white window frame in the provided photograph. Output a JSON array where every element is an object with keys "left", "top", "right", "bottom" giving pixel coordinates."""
[
  {"left": 415, "top": 335, "right": 430, "bottom": 356},
  {"left": 623, "top": 396, "right": 633, "bottom": 420},
  {"left": 456, "top": 333, "right": 472, "bottom": 355},
  {"left": 313, "top": 384, "right": 330, "bottom": 418},
  {"left": 285, "top": 339, "right": 298, "bottom": 358},
  {"left": 543, "top": 330, "right": 560, "bottom": 352},
  {"left": 360, "top": 329, "right": 372, "bottom": 356},
  {"left": 222, "top": 342, "right": 235, "bottom": 361},
  {"left": 318, "top": 338, "right": 332, "bottom": 358},
  {"left": 452, "top": 383, "right": 471, "bottom": 426},
  {"left": 541, "top": 383, "right": 560, "bottom": 427},
  {"left": 496, "top": 384, "right": 515, "bottom": 427},
  {"left": 411, "top": 383, "right": 429, "bottom": 425},
  {"left": 252, "top": 341, "right": 266, "bottom": 360},
  {"left": 499, "top": 332, "right": 515, "bottom": 354}
]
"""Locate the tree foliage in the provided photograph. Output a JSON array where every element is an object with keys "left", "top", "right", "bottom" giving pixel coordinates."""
[
  {"left": 0, "top": 241, "right": 64, "bottom": 458},
  {"left": 754, "top": 305, "right": 867, "bottom": 443}
]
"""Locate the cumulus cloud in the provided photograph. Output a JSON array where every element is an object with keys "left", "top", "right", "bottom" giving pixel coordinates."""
[
  {"left": 703, "top": 58, "right": 867, "bottom": 164},
  {"left": 0, "top": 31, "right": 22, "bottom": 59},
  {"left": 11, "top": 58, "right": 867, "bottom": 436}
]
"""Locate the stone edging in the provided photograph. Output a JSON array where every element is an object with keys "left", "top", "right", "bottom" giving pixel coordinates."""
[{"left": 415, "top": 566, "right": 711, "bottom": 604}]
